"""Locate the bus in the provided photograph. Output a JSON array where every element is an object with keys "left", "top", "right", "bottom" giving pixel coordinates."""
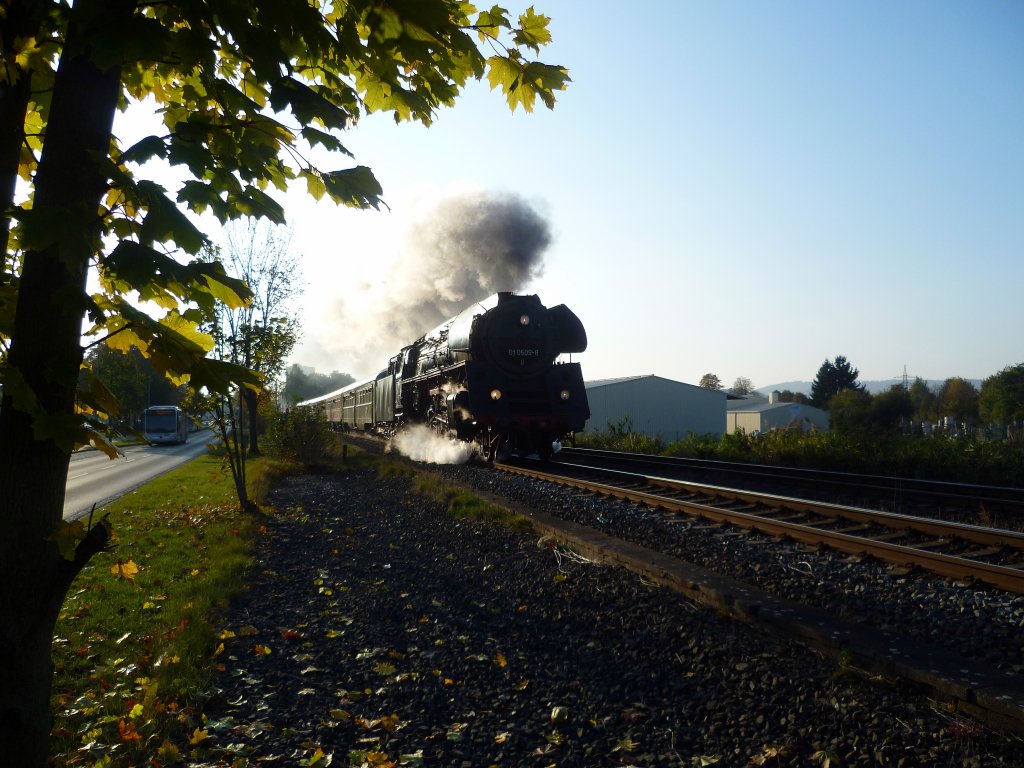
[{"left": 143, "top": 406, "right": 189, "bottom": 445}]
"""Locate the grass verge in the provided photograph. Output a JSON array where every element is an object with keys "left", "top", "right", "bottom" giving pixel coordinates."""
[
  {"left": 412, "top": 472, "right": 534, "bottom": 531},
  {"left": 50, "top": 452, "right": 285, "bottom": 766},
  {"left": 50, "top": 438, "right": 529, "bottom": 765}
]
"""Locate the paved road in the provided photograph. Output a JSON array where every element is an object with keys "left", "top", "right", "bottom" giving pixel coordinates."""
[{"left": 64, "top": 431, "right": 214, "bottom": 520}]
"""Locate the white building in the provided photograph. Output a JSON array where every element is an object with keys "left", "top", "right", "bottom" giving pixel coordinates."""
[
  {"left": 725, "top": 391, "right": 830, "bottom": 435},
  {"left": 583, "top": 375, "right": 726, "bottom": 439}
]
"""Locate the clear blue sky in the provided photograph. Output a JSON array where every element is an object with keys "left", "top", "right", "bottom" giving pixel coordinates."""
[{"left": 148, "top": 2, "right": 1024, "bottom": 389}]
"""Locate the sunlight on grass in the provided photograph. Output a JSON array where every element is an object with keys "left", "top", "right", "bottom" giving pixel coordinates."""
[{"left": 50, "top": 453, "right": 274, "bottom": 765}]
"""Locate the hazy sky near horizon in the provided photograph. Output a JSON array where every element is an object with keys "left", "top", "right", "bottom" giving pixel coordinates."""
[{"left": 123, "top": 1, "right": 1024, "bottom": 389}]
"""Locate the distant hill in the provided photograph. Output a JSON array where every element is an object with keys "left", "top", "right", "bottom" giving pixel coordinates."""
[{"left": 757, "top": 379, "right": 982, "bottom": 396}]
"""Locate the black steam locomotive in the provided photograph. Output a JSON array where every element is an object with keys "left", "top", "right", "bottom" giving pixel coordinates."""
[{"left": 301, "top": 292, "right": 590, "bottom": 460}]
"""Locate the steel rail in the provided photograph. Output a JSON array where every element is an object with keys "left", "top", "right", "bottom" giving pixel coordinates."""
[
  {"left": 559, "top": 447, "right": 1024, "bottom": 509},
  {"left": 499, "top": 462, "right": 1024, "bottom": 594},
  {"left": 553, "top": 460, "right": 1024, "bottom": 549}
]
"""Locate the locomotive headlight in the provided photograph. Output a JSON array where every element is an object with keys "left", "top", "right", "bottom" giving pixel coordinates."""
[
  {"left": 519, "top": 314, "right": 530, "bottom": 326},
  {"left": 490, "top": 388, "right": 502, "bottom": 401},
  {"left": 560, "top": 389, "right": 571, "bottom": 401}
]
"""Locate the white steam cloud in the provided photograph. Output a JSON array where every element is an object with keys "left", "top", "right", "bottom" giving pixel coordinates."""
[
  {"left": 388, "top": 425, "right": 477, "bottom": 464},
  {"left": 326, "top": 190, "right": 551, "bottom": 375}
]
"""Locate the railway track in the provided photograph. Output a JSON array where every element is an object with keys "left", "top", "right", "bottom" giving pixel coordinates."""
[
  {"left": 498, "top": 456, "right": 1024, "bottom": 594},
  {"left": 340, "top": 434, "right": 1024, "bottom": 733},
  {"left": 557, "top": 446, "right": 1024, "bottom": 522}
]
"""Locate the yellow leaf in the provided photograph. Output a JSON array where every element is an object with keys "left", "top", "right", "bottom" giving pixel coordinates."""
[
  {"left": 158, "top": 740, "right": 182, "bottom": 760},
  {"left": 160, "top": 311, "right": 215, "bottom": 354},
  {"left": 495, "top": 652, "right": 507, "bottom": 668},
  {"left": 53, "top": 520, "right": 85, "bottom": 561},
  {"left": 189, "top": 727, "right": 209, "bottom": 745},
  {"left": 129, "top": 703, "right": 144, "bottom": 719},
  {"left": 111, "top": 560, "right": 140, "bottom": 580}
]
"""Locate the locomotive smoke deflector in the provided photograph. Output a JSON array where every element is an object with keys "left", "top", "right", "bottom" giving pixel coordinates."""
[{"left": 547, "top": 303, "right": 587, "bottom": 355}]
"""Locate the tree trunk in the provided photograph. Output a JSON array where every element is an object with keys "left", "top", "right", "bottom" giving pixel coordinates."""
[
  {"left": 0, "top": 2, "right": 40, "bottom": 259},
  {"left": 0, "top": 0, "right": 132, "bottom": 762},
  {"left": 244, "top": 387, "right": 262, "bottom": 456}
]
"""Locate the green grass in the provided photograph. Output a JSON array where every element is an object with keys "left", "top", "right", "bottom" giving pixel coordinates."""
[
  {"left": 48, "top": 438, "right": 532, "bottom": 765},
  {"left": 412, "top": 473, "right": 533, "bottom": 531},
  {"left": 50, "top": 453, "right": 283, "bottom": 766}
]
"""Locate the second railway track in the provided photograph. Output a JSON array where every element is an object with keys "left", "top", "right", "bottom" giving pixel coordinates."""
[
  {"left": 346, "top": 434, "right": 1024, "bottom": 732},
  {"left": 498, "top": 456, "right": 1024, "bottom": 595}
]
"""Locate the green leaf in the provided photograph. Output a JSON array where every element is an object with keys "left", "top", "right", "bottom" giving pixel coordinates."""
[
  {"left": 119, "top": 135, "right": 168, "bottom": 165},
  {"left": 178, "top": 180, "right": 230, "bottom": 220},
  {"left": 485, "top": 55, "right": 520, "bottom": 94},
  {"left": 303, "top": 170, "right": 327, "bottom": 201},
  {"left": 227, "top": 186, "right": 286, "bottom": 224},
  {"left": 485, "top": 55, "right": 568, "bottom": 112},
  {"left": 514, "top": 8, "right": 554, "bottom": 52},
  {"left": 78, "top": 367, "right": 123, "bottom": 417},
  {"left": 269, "top": 77, "right": 351, "bottom": 129},
  {"left": 137, "top": 181, "right": 207, "bottom": 253},
  {"left": 300, "top": 126, "right": 347, "bottom": 155},
  {"left": 193, "top": 263, "right": 252, "bottom": 310},
  {"left": 320, "top": 167, "right": 384, "bottom": 209}
]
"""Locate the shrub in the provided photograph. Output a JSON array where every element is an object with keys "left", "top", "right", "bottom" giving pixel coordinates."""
[
  {"left": 583, "top": 421, "right": 1024, "bottom": 486},
  {"left": 264, "top": 405, "right": 334, "bottom": 466}
]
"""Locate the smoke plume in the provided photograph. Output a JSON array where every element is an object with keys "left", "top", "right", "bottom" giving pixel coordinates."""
[{"left": 327, "top": 190, "right": 550, "bottom": 374}]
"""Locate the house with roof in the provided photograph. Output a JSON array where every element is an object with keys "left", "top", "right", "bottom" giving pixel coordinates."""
[
  {"left": 725, "top": 391, "right": 829, "bottom": 435},
  {"left": 583, "top": 375, "right": 726, "bottom": 439}
]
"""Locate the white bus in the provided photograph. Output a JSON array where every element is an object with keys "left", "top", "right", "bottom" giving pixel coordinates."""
[{"left": 143, "top": 406, "right": 188, "bottom": 445}]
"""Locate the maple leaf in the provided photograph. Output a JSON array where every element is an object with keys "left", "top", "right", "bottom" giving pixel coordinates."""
[
  {"left": 53, "top": 520, "right": 85, "bottom": 561},
  {"left": 307, "top": 746, "right": 332, "bottom": 767},
  {"left": 118, "top": 718, "right": 141, "bottom": 742},
  {"left": 110, "top": 559, "right": 140, "bottom": 580}
]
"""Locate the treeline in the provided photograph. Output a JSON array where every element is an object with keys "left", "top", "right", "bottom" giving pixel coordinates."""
[
  {"left": 84, "top": 346, "right": 187, "bottom": 430},
  {"left": 579, "top": 419, "right": 1024, "bottom": 486},
  {"left": 817, "top": 362, "right": 1024, "bottom": 435},
  {"left": 281, "top": 364, "right": 355, "bottom": 405},
  {"left": 702, "top": 359, "right": 1024, "bottom": 434},
  {"left": 587, "top": 361, "right": 1024, "bottom": 485},
  {"left": 83, "top": 347, "right": 354, "bottom": 427}
]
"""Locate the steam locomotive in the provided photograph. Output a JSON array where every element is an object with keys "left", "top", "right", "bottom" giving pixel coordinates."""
[{"left": 300, "top": 292, "right": 589, "bottom": 460}]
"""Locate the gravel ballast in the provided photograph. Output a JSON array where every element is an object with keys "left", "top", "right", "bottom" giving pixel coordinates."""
[
  {"left": 193, "top": 465, "right": 1024, "bottom": 767},
  {"left": 436, "top": 463, "right": 1024, "bottom": 682}
]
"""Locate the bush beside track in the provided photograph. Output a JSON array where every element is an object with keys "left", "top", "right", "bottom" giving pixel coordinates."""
[{"left": 576, "top": 423, "right": 1024, "bottom": 486}]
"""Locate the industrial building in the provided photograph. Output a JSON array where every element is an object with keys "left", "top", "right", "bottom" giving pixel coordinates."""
[
  {"left": 583, "top": 375, "right": 726, "bottom": 439},
  {"left": 725, "top": 391, "right": 830, "bottom": 435}
]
